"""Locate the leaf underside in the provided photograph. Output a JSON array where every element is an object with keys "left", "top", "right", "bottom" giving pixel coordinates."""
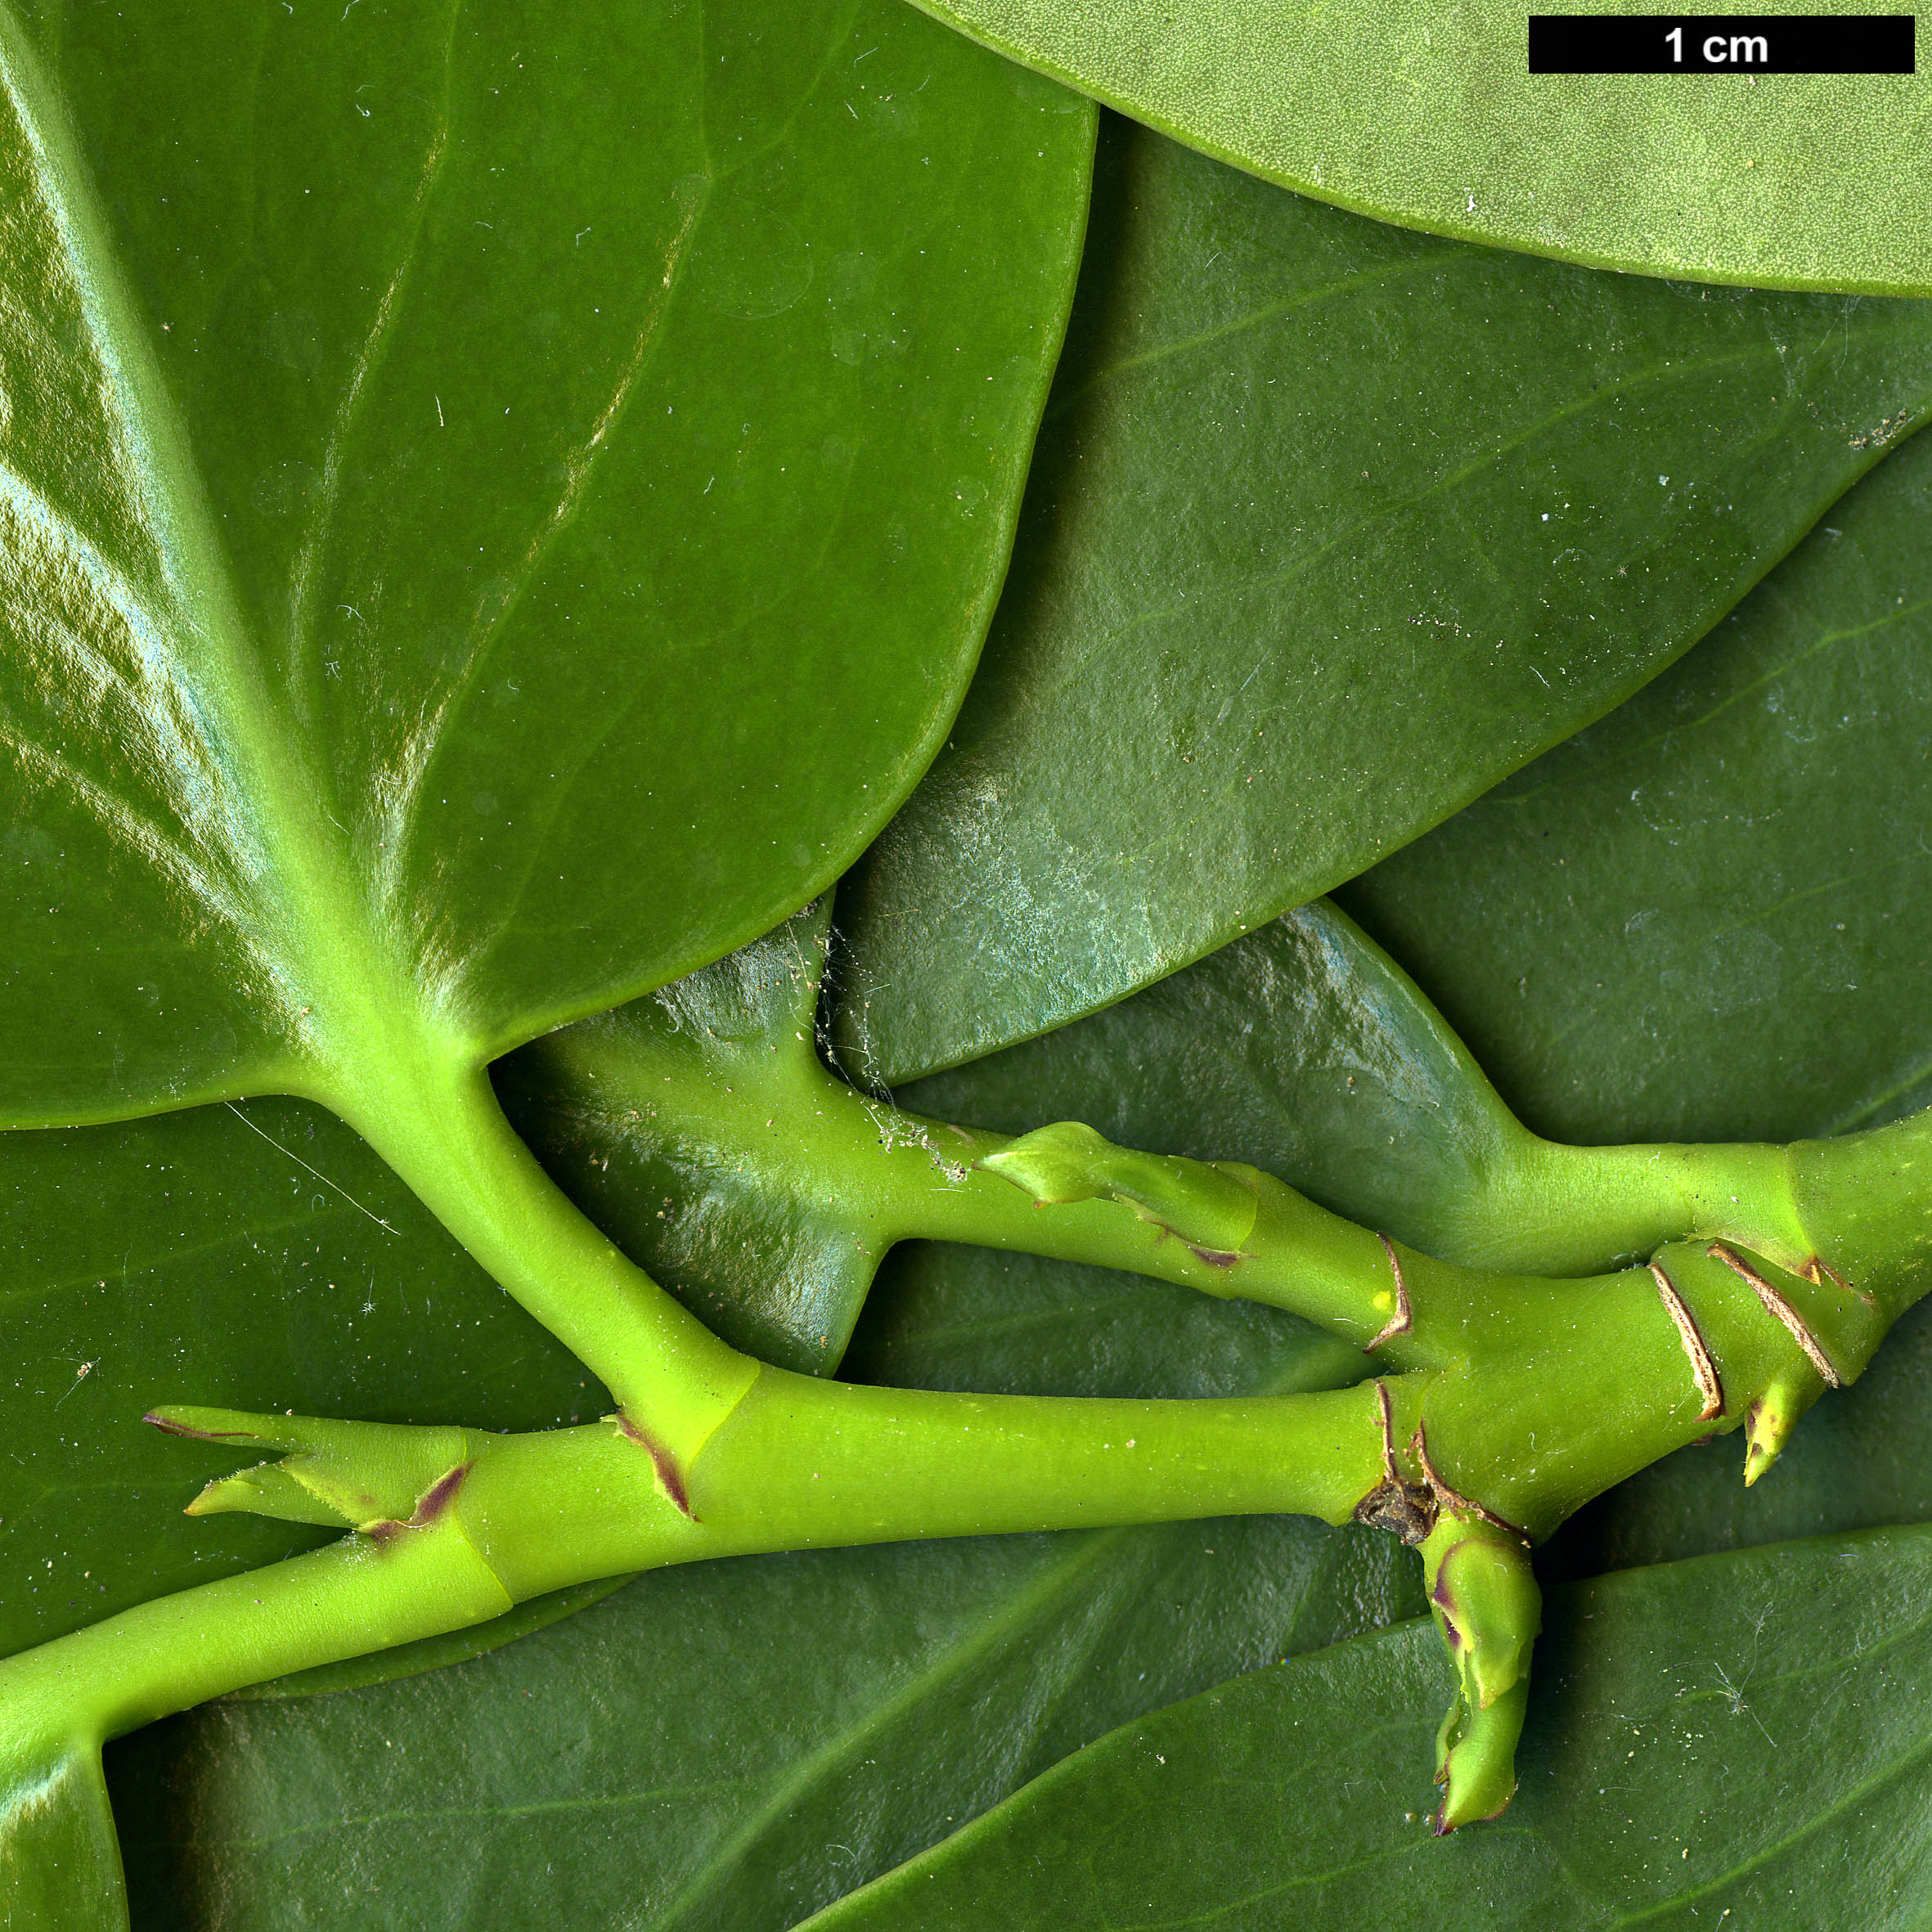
[
  {"left": 805, "top": 1526, "right": 1932, "bottom": 1930},
  {"left": 906, "top": 0, "right": 1932, "bottom": 294}
]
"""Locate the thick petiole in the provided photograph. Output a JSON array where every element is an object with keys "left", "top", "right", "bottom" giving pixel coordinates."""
[{"left": 318, "top": 1052, "right": 761, "bottom": 1464}]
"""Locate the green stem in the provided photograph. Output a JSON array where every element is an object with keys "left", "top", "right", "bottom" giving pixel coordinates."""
[
  {"left": 29, "top": 1188, "right": 1910, "bottom": 1831},
  {"left": 0, "top": 1525, "right": 510, "bottom": 1760},
  {"left": 21, "top": 1373, "right": 1395, "bottom": 1754},
  {"left": 106, "top": 1186, "right": 1897, "bottom": 1742},
  {"left": 1435, "top": 1131, "right": 1816, "bottom": 1278},
  {"left": 562, "top": 1011, "right": 1879, "bottom": 1355},
  {"left": 454, "top": 1370, "right": 1396, "bottom": 1593},
  {"left": 320, "top": 1052, "right": 758, "bottom": 1461},
  {"left": 1789, "top": 1106, "right": 1932, "bottom": 1321}
]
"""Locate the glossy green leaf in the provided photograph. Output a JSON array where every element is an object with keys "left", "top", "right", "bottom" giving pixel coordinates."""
[
  {"left": 0, "top": 1099, "right": 591, "bottom": 1663},
  {"left": 0, "top": 1732, "right": 124, "bottom": 1932},
  {"left": 808, "top": 1525, "right": 1932, "bottom": 1930},
  {"left": 905, "top": 0, "right": 1932, "bottom": 293},
  {"left": 0, "top": 0, "right": 1090, "bottom": 1123},
  {"left": 846, "top": 1242, "right": 1364, "bottom": 1403},
  {"left": 106, "top": 1238, "right": 1413, "bottom": 1929},
  {"left": 1343, "top": 406, "right": 1932, "bottom": 1154},
  {"left": 831, "top": 113, "right": 1932, "bottom": 1085}
]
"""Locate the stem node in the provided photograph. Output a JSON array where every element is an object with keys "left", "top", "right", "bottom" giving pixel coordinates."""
[{"left": 610, "top": 1412, "right": 694, "bottom": 1519}]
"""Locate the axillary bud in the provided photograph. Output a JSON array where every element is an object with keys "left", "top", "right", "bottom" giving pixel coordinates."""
[
  {"left": 977, "top": 1120, "right": 1258, "bottom": 1256},
  {"left": 1422, "top": 1512, "right": 1542, "bottom": 1832},
  {"left": 1742, "top": 1359, "right": 1826, "bottom": 1487},
  {"left": 148, "top": 1406, "right": 473, "bottom": 1533}
]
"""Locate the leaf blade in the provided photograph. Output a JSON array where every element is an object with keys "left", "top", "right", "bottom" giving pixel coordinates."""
[
  {"left": 0, "top": 0, "right": 1095, "bottom": 1122},
  {"left": 903, "top": 0, "right": 1932, "bottom": 293},
  {"left": 803, "top": 1525, "right": 1932, "bottom": 1930},
  {"left": 831, "top": 115, "right": 1932, "bottom": 1086}
]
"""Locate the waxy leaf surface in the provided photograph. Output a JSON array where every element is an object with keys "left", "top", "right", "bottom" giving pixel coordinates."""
[
  {"left": 833, "top": 114, "right": 1932, "bottom": 1085},
  {"left": 811, "top": 1526, "right": 1932, "bottom": 1929},
  {"left": 1345, "top": 417, "right": 1932, "bottom": 1152},
  {"left": 0, "top": 0, "right": 1090, "bottom": 1121},
  {"left": 907, "top": 0, "right": 1932, "bottom": 293}
]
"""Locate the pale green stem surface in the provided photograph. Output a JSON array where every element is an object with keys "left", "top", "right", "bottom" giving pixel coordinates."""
[
  {"left": 13, "top": 1054, "right": 1926, "bottom": 1838},
  {"left": 13, "top": 1372, "right": 1393, "bottom": 1762},
  {"left": 322, "top": 1056, "right": 760, "bottom": 1460}
]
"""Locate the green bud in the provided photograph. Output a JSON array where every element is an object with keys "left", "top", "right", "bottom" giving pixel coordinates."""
[
  {"left": 1742, "top": 1361, "right": 1826, "bottom": 1487},
  {"left": 1421, "top": 1512, "right": 1541, "bottom": 1832},
  {"left": 149, "top": 1406, "right": 474, "bottom": 1533},
  {"left": 188, "top": 1461, "right": 370, "bottom": 1529},
  {"left": 1435, "top": 1678, "right": 1532, "bottom": 1833},
  {"left": 977, "top": 1121, "right": 1259, "bottom": 1256}
]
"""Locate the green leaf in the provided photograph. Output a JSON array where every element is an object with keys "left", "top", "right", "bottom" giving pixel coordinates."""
[
  {"left": 0, "top": 1099, "right": 591, "bottom": 1664},
  {"left": 1343, "top": 398, "right": 1932, "bottom": 1153},
  {"left": 0, "top": 0, "right": 1091, "bottom": 1123},
  {"left": 804, "top": 1525, "right": 1932, "bottom": 1929},
  {"left": 0, "top": 1732, "right": 125, "bottom": 1932},
  {"left": 846, "top": 1242, "right": 1368, "bottom": 1403},
  {"left": 904, "top": 0, "right": 1932, "bottom": 293},
  {"left": 108, "top": 1264, "right": 1413, "bottom": 1929},
  {"left": 830, "top": 113, "right": 1932, "bottom": 1085}
]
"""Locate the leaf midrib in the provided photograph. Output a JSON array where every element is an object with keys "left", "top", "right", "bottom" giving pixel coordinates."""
[{"left": 0, "top": 5, "right": 429, "bottom": 1086}]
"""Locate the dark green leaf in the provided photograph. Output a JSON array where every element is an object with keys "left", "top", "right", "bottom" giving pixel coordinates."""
[
  {"left": 831, "top": 113, "right": 1932, "bottom": 1085},
  {"left": 905, "top": 0, "right": 1932, "bottom": 292},
  {"left": 0, "top": 0, "right": 1090, "bottom": 1122},
  {"left": 847, "top": 1243, "right": 1366, "bottom": 1402},
  {"left": 1342, "top": 410, "right": 1932, "bottom": 1152},
  {"left": 0, "top": 1100, "right": 590, "bottom": 1663},
  {"left": 806, "top": 1525, "right": 1932, "bottom": 1930}
]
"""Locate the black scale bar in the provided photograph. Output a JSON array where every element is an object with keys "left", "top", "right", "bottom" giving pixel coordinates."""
[{"left": 1528, "top": 14, "right": 1915, "bottom": 71}]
